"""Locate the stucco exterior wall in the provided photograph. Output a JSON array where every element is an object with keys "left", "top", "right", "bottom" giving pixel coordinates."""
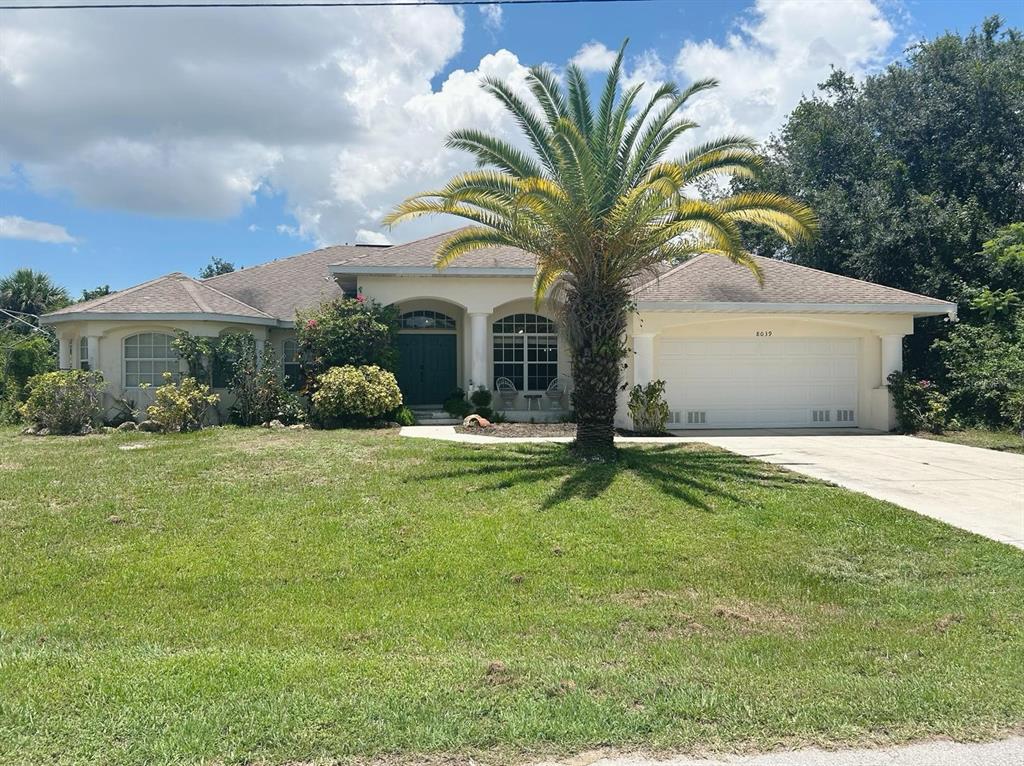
[
  {"left": 620, "top": 311, "right": 914, "bottom": 431},
  {"left": 49, "top": 319, "right": 288, "bottom": 420},
  {"left": 46, "top": 276, "right": 919, "bottom": 431}
]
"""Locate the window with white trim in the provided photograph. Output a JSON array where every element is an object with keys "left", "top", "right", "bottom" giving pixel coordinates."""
[
  {"left": 123, "top": 332, "right": 177, "bottom": 387},
  {"left": 492, "top": 313, "right": 558, "bottom": 392},
  {"left": 282, "top": 338, "right": 303, "bottom": 391},
  {"left": 79, "top": 337, "right": 90, "bottom": 371}
]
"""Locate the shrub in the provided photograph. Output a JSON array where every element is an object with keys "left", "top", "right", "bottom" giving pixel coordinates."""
[
  {"left": 931, "top": 313, "right": 1024, "bottom": 427},
  {"left": 469, "top": 386, "right": 494, "bottom": 419},
  {"left": 443, "top": 388, "right": 472, "bottom": 418},
  {"left": 311, "top": 365, "right": 402, "bottom": 426},
  {"left": 627, "top": 380, "right": 670, "bottom": 435},
  {"left": 20, "top": 370, "right": 105, "bottom": 434},
  {"left": 1002, "top": 388, "right": 1024, "bottom": 437},
  {"left": 217, "top": 333, "right": 304, "bottom": 426},
  {"left": 391, "top": 405, "right": 417, "bottom": 426},
  {"left": 887, "top": 371, "right": 951, "bottom": 434},
  {"left": 296, "top": 298, "right": 399, "bottom": 386},
  {"left": 146, "top": 374, "right": 219, "bottom": 432}
]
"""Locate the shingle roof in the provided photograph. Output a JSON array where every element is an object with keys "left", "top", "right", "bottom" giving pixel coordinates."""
[
  {"left": 330, "top": 228, "right": 537, "bottom": 271},
  {"left": 44, "top": 272, "right": 275, "bottom": 321},
  {"left": 632, "top": 253, "right": 954, "bottom": 310},
  {"left": 203, "top": 244, "right": 379, "bottom": 321}
]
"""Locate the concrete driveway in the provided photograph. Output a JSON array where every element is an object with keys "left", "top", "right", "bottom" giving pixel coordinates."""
[{"left": 686, "top": 431, "right": 1024, "bottom": 549}]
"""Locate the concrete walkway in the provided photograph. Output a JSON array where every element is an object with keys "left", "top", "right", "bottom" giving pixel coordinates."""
[
  {"left": 399, "top": 427, "right": 1024, "bottom": 549},
  {"left": 528, "top": 736, "right": 1024, "bottom": 766}
]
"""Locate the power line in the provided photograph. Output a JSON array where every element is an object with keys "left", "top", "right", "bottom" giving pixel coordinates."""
[{"left": 1, "top": 0, "right": 663, "bottom": 9}]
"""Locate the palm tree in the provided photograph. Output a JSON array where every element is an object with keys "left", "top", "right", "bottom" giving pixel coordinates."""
[
  {"left": 385, "top": 43, "right": 816, "bottom": 459},
  {"left": 0, "top": 268, "right": 71, "bottom": 324}
]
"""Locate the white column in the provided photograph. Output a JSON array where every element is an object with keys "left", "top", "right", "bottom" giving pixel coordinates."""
[
  {"left": 255, "top": 338, "right": 266, "bottom": 368},
  {"left": 86, "top": 336, "right": 100, "bottom": 371},
  {"left": 58, "top": 336, "right": 71, "bottom": 369},
  {"left": 881, "top": 334, "right": 903, "bottom": 385},
  {"left": 633, "top": 334, "right": 656, "bottom": 387},
  {"left": 468, "top": 312, "right": 489, "bottom": 390}
]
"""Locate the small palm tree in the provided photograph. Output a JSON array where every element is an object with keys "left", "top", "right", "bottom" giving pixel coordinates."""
[
  {"left": 0, "top": 268, "right": 71, "bottom": 321},
  {"left": 385, "top": 43, "right": 816, "bottom": 459}
]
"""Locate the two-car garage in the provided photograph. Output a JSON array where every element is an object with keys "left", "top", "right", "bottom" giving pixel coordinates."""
[{"left": 657, "top": 337, "right": 861, "bottom": 429}]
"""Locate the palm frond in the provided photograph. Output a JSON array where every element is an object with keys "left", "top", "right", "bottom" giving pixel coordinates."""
[
  {"left": 565, "top": 63, "right": 594, "bottom": 138},
  {"left": 719, "top": 192, "right": 819, "bottom": 243},
  {"left": 446, "top": 129, "right": 543, "bottom": 178},
  {"left": 527, "top": 65, "right": 568, "bottom": 126},
  {"left": 481, "top": 76, "right": 559, "bottom": 173}
]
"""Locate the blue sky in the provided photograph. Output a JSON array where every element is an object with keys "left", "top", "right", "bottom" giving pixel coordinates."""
[{"left": 1, "top": 0, "right": 1021, "bottom": 296}]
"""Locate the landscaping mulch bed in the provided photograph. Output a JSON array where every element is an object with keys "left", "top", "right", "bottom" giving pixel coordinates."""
[{"left": 455, "top": 422, "right": 577, "bottom": 438}]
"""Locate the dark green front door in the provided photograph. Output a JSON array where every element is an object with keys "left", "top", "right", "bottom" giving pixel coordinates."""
[{"left": 396, "top": 334, "right": 457, "bottom": 406}]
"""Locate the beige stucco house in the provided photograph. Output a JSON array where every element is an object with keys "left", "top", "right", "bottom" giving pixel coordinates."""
[{"left": 41, "top": 228, "right": 956, "bottom": 430}]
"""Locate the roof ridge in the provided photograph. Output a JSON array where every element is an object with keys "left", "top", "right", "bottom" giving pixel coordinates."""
[
  {"left": 203, "top": 243, "right": 383, "bottom": 284},
  {"left": 176, "top": 274, "right": 213, "bottom": 313},
  {"left": 193, "top": 276, "right": 275, "bottom": 318},
  {"left": 751, "top": 255, "right": 950, "bottom": 304},
  {"left": 46, "top": 272, "right": 182, "bottom": 315}
]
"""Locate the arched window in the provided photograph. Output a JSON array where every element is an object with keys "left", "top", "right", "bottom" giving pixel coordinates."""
[
  {"left": 492, "top": 313, "right": 558, "bottom": 392},
  {"left": 79, "top": 337, "right": 90, "bottom": 371},
  {"left": 398, "top": 310, "right": 456, "bottom": 330},
  {"left": 282, "top": 338, "right": 303, "bottom": 391},
  {"left": 123, "top": 332, "right": 177, "bottom": 387}
]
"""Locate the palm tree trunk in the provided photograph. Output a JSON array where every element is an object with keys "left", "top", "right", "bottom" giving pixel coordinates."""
[{"left": 566, "top": 285, "right": 628, "bottom": 460}]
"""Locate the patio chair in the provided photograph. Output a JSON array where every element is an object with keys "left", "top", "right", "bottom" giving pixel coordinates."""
[
  {"left": 545, "top": 377, "right": 567, "bottom": 410},
  {"left": 495, "top": 377, "right": 518, "bottom": 409}
]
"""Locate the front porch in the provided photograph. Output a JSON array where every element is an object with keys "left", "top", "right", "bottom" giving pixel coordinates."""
[{"left": 362, "top": 289, "right": 573, "bottom": 413}]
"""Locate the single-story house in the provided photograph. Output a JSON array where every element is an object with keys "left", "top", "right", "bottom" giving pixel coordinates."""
[{"left": 41, "top": 228, "right": 956, "bottom": 430}]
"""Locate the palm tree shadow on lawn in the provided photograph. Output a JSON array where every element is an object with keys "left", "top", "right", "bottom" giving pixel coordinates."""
[{"left": 408, "top": 443, "right": 812, "bottom": 511}]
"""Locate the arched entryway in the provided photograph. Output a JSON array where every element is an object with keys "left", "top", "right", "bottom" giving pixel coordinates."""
[{"left": 395, "top": 308, "right": 459, "bottom": 406}]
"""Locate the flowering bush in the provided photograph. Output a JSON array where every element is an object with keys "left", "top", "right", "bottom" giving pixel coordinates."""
[
  {"left": 887, "top": 371, "right": 950, "bottom": 434},
  {"left": 295, "top": 297, "right": 399, "bottom": 388},
  {"left": 311, "top": 365, "right": 402, "bottom": 426},
  {"left": 20, "top": 370, "right": 105, "bottom": 434},
  {"left": 146, "top": 374, "right": 220, "bottom": 432},
  {"left": 627, "top": 379, "right": 670, "bottom": 435}
]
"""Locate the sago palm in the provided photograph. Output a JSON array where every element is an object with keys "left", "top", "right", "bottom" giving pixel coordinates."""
[{"left": 385, "top": 42, "right": 817, "bottom": 459}]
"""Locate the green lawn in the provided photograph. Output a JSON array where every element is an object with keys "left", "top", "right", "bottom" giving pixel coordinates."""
[
  {"left": 917, "top": 428, "right": 1024, "bottom": 454},
  {"left": 1, "top": 428, "right": 1023, "bottom": 765}
]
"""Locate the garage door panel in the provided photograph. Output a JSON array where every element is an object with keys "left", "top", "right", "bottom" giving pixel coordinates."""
[{"left": 659, "top": 337, "right": 859, "bottom": 428}]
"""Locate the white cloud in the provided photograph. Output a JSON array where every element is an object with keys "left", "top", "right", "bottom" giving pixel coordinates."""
[
  {"left": 0, "top": 0, "right": 901, "bottom": 248},
  {"left": 673, "top": 0, "right": 895, "bottom": 142},
  {"left": 571, "top": 41, "right": 618, "bottom": 72},
  {"left": 479, "top": 5, "right": 503, "bottom": 31},
  {"left": 355, "top": 229, "right": 391, "bottom": 245},
  {"left": 0, "top": 3, "right": 468, "bottom": 241},
  {"left": 0, "top": 215, "right": 76, "bottom": 244}
]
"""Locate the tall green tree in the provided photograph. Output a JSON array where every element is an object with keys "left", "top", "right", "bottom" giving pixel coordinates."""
[
  {"left": 386, "top": 43, "right": 816, "bottom": 459},
  {"left": 742, "top": 17, "right": 1023, "bottom": 375},
  {"left": 199, "top": 257, "right": 236, "bottom": 279},
  {"left": 0, "top": 269, "right": 71, "bottom": 329},
  {"left": 80, "top": 285, "right": 111, "bottom": 302}
]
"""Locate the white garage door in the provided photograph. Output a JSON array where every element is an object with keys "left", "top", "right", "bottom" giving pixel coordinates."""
[{"left": 658, "top": 337, "right": 859, "bottom": 428}]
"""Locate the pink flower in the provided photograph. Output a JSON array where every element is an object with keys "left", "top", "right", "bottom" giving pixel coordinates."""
[
  {"left": 306, "top": 319, "right": 318, "bottom": 329},
  {"left": 355, "top": 293, "right": 366, "bottom": 304}
]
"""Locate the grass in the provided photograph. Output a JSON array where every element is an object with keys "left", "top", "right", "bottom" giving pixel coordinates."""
[
  {"left": 917, "top": 427, "right": 1024, "bottom": 454},
  {"left": 1, "top": 427, "right": 1022, "bottom": 766}
]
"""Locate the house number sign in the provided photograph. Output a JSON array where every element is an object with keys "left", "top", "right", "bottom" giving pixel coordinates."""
[{"left": 755, "top": 330, "right": 774, "bottom": 337}]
